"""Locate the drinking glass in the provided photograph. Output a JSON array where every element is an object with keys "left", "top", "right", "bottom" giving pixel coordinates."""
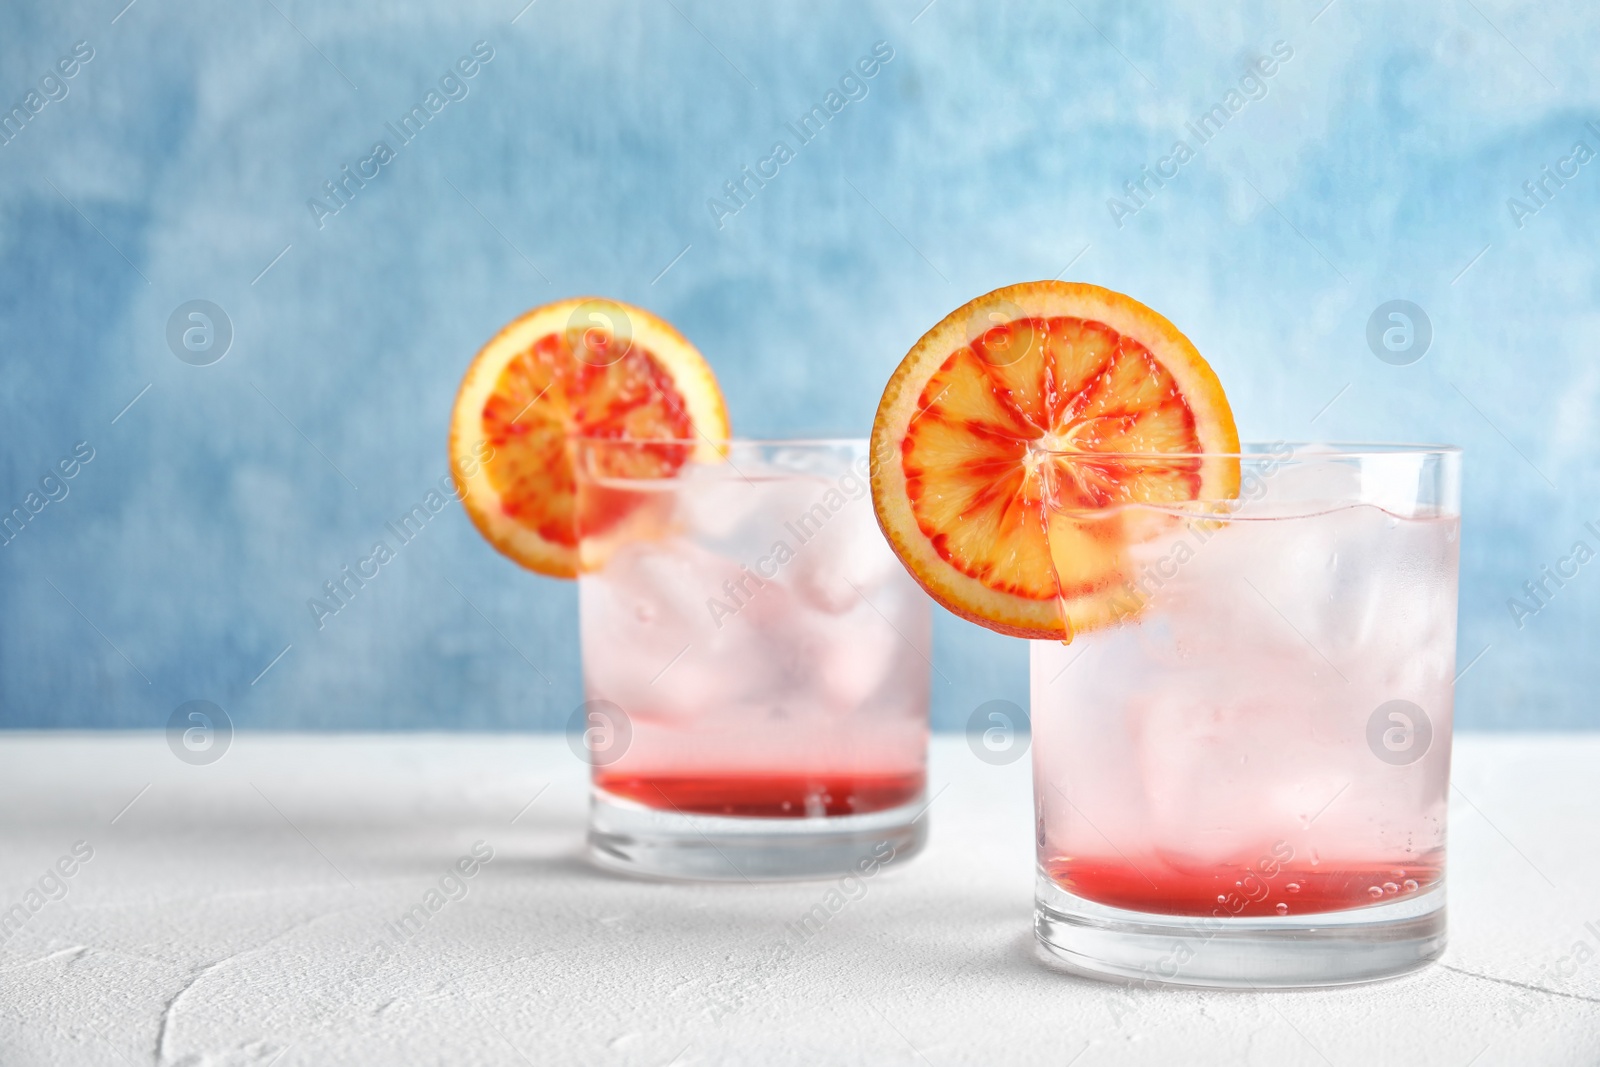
[
  {"left": 573, "top": 438, "right": 931, "bottom": 880},
  {"left": 1031, "top": 444, "right": 1460, "bottom": 986}
]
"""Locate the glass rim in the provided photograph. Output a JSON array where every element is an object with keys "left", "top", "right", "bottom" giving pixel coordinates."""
[
  {"left": 569, "top": 435, "right": 869, "bottom": 448},
  {"left": 569, "top": 437, "right": 1458, "bottom": 458},
  {"left": 1034, "top": 441, "right": 1460, "bottom": 460}
]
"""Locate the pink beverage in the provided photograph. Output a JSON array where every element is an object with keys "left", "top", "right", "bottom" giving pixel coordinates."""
[
  {"left": 1032, "top": 445, "right": 1460, "bottom": 986},
  {"left": 574, "top": 439, "right": 931, "bottom": 880}
]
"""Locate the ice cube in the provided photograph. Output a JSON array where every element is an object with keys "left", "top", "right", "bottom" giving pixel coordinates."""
[
  {"left": 789, "top": 499, "right": 899, "bottom": 614},
  {"left": 674, "top": 464, "right": 773, "bottom": 542},
  {"left": 1235, "top": 449, "right": 1362, "bottom": 519},
  {"left": 580, "top": 538, "right": 757, "bottom": 723}
]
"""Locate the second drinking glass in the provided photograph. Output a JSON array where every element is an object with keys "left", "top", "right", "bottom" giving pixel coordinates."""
[
  {"left": 1032, "top": 444, "right": 1460, "bottom": 986},
  {"left": 572, "top": 438, "right": 931, "bottom": 881}
]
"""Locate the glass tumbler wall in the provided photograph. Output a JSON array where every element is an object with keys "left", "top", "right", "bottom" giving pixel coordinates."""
[
  {"left": 574, "top": 438, "right": 932, "bottom": 880},
  {"left": 1032, "top": 445, "right": 1460, "bottom": 987}
]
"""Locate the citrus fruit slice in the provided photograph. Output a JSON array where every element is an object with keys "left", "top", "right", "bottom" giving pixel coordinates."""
[
  {"left": 449, "top": 297, "right": 729, "bottom": 578},
  {"left": 870, "top": 281, "right": 1239, "bottom": 639}
]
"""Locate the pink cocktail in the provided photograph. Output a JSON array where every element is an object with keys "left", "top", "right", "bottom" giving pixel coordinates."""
[
  {"left": 1032, "top": 445, "right": 1460, "bottom": 986},
  {"left": 574, "top": 438, "right": 931, "bottom": 880}
]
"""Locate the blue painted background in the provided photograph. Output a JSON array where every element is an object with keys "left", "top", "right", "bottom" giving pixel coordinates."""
[{"left": 1, "top": 0, "right": 1595, "bottom": 730}]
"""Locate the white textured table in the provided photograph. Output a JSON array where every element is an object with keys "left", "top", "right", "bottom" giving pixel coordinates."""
[{"left": 0, "top": 733, "right": 1596, "bottom": 1066}]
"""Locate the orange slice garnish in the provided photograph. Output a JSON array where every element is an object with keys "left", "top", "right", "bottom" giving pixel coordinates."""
[
  {"left": 449, "top": 297, "right": 729, "bottom": 577},
  {"left": 869, "top": 281, "right": 1239, "bottom": 639}
]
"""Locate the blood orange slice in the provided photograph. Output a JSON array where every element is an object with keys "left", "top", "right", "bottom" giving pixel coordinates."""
[
  {"left": 449, "top": 297, "right": 729, "bottom": 578},
  {"left": 870, "top": 281, "right": 1239, "bottom": 639}
]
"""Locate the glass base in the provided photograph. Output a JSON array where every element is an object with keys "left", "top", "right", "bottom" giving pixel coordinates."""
[
  {"left": 588, "top": 787, "right": 927, "bottom": 882},
  {"left": 1034, "top": 870, "right": 1446, "bottom": 989}
]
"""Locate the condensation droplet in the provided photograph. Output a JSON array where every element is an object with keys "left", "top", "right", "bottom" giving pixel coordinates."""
[
  {"left": 1383, "top": 882, "right": 1399, "bottom": 895},
  {"left": 1309, "top": 850, "right": 1320, "bottom": 867},
  {"left": 1286, "top": 882, "right": 1300, "bottom": 893},
  {"left": 1276, "top": 903, "right": 1289, "bottom": 915},
  {"left": 1217, "top": 895, "right": 1227, "bottom": 903},
  {"left": 1403, "top": 879, "right": 1419, "bottom": 893},
  {"left": 1368, "top": 886, "right": 1384, "bottom": 899}
]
